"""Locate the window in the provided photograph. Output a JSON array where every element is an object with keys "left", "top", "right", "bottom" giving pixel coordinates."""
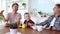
[{"left": 0, "top": 0, "right": 1, "bottom": 9}]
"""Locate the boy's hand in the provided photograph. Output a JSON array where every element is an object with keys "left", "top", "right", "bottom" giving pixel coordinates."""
[{"left": 28, "top": 23, "right": 33, "bottom": 26}]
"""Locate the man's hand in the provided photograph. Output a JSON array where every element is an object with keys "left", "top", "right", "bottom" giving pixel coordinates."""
[
  {"left": 5, "top": 23, "right": 10, "bottom": 27},
  {"left": 0, "top": 10, "right": 4, "bottom": 16}
]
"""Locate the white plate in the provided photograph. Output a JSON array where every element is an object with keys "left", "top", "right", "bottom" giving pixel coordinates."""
[{"left": 6, "top": 32, "right": 21, "bottom": 34}]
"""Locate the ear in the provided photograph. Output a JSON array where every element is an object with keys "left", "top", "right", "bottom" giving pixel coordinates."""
[{"left": 53, "top": 7, "right": 55, "bottom": 10}]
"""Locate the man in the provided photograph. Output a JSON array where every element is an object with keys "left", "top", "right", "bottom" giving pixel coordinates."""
[
  {"left": 38, "top": 4, "right": 60, "bottom": 30},
  {"left": 0, "top": 3, "right": 21, "bottom": 26}
]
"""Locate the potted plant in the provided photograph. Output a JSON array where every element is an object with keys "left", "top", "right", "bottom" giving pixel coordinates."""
[
  {"left": 0, "top": 16, "right": 3, "bottom": 20},
  {"left": 0, "top": 16, "right": 4, "bottom": 25},
  {"left": 10, "top": 23, "right": 18, "bottom": 34},
  {"left": 22, "top": 3, "right": 26, "bottom": 8},
  {"left": 0, "top": 16, "right": 5, "bottom": 29},
  {"left": 38, "top": 11, "right": 43, "bottom": 15}
]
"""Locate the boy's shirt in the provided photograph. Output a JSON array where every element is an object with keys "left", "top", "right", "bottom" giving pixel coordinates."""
[{"left": 24, "top": 19, "right": 34, "bottom": 27}]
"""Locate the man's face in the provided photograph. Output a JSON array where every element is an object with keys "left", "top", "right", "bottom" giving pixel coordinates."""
[
  {"left": 53, "top": 6, "right": 60, "bottom": 14},
  {"left": 12, "top": 5, "right": 18, "bottom": 12}
]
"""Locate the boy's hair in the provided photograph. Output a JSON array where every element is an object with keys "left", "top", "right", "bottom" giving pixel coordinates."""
[
  {"left": 24, "top": 13, "right": 29, "bottom": 15},
  {"left": 12, "top": 3, "right": 19, "bottom": 7},
  {"left": 24, "top": 13, "right": 30, "bottom": 18}
]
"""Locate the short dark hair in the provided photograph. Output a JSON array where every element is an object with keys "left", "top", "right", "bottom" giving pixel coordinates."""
[
  {"left": 56, "top": 4, "right": 60, "bottom": 8},
  {"left": 24, "top": 13, "right": 29, "bottom": 15},
  {"left": 12, "top": 3, "right": 19, "bottom": 7}
]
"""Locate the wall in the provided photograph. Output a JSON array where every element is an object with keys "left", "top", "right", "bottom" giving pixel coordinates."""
[{"left": 30, "top": 0, "right": 55, "bottom": 15}]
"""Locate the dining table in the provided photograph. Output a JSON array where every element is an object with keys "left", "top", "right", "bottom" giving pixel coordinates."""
[{"left": 0, "top": 26, "right": 60, "bottom": 34}]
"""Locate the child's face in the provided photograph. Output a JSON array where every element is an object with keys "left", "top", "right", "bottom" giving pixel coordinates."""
[{"left": 24, "top": 14, "right": 30, "bottom": 20}]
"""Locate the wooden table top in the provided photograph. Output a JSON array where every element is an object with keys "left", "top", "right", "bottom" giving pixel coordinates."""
[{"left": 0, "top": 27, "right": 60, "bottom": 34}]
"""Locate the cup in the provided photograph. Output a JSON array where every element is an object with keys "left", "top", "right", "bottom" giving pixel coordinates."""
[
  {"left": 10, "top": 29, "right": 17, "bottom": 34},
  {"left": 36, "top": 26, "right": 43, "bottom": 32}
]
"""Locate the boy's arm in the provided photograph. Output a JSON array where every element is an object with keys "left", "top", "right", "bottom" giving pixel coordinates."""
[{"left": 28, "top": 20, "right": 35, "bottom": 26}]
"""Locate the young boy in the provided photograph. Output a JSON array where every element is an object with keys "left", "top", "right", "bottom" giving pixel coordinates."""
[{"left": 24, "top": 13, "right": 34, "bottom": 28}]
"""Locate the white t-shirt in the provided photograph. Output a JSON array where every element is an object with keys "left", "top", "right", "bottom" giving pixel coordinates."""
[
  {"left": 6, "top": 13, "right": 21, "bottom": 24},
  {"left": 50, "top": 17, "right": 56, "bottom": 27}
]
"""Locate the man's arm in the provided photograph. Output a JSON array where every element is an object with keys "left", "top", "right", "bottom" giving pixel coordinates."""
[
  {"left": 16, "top": 13, "right": 21, "bottom": 25},
  {"left": 2, "top": 15, "right": 8, "bottom": 22},
  {"left": 0, "top": 10, "right": 8, "bottom": 22},
  {"left": 0, "top": 10, "right": 9, "bottom": 25},
  {"left": 16, "top": 18, "right": 21, "bottom": 25},
  {"left": 37, "top": 16, "right": 53, "bottom": 26}
]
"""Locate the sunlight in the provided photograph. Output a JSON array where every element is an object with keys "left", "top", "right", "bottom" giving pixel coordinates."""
[{"left": 54, "top": 0, "right": 60, "bottom": 4}]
